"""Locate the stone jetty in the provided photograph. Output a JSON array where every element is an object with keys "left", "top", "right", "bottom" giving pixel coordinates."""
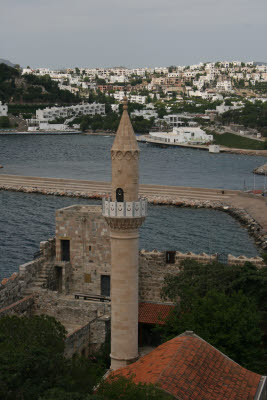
[{"left": 0, "top": 174, "right": 266, "bottom": 251}]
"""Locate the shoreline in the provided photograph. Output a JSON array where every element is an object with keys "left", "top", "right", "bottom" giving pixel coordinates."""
[
  {"left": 137, "top": 135, "right": 267, "bottom": 157},
  {"left": 1, "top": 185, "right": 266, "bottom": 252}
]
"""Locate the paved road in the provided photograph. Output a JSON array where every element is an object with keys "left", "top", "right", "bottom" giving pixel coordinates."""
[{"left": 0, "top": 174, "right": 238, "bottom": 202}]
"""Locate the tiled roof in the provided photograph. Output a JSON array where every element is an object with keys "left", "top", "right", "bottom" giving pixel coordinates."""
[
  {"left": 113, "top": 332, "right": 262, "bottom": 400},
  {"left": 138, "top": 302, "right": 174, "bottom": 325}
]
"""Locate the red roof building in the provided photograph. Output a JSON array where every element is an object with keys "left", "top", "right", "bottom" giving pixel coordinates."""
[
  {"left": 112, "top": 331, "right": 266, "bottom": 400},
  {"left": 138, "top": 302, "right": 174, "bottom": 325}
]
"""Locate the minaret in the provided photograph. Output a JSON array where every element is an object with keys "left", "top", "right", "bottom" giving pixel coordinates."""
[{"left": 102, "top": 97, "right": 147, "bottom": 370}]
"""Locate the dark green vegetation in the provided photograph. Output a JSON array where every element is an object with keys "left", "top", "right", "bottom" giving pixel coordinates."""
[
  {"left": 0, "top": 315, "right": 172, "bottom": 400},
  {"left": 212, "top": 132, "right": 267, "bottom": 150},
  {"left": 0, "top": 116, "right": 12, "bottom": 128},
  {"left": 220, "top": 101, "right": 267, "bottom": 137},
  {"left": 0, "top": 63, "right": 79, "bottom": 104},
  {"left": 74, "top": 101, "right": 154, "bottom": 134},
  {"left": 158, "top": 260, "right": 267, "bottom": 374},
  {"left": 170, "top": 99, "right": 222, "bottom": 114}
]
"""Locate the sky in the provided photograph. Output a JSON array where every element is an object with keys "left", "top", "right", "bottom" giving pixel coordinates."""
[{"left": 1, "top": 0, "right": 266, "bottom": 68}]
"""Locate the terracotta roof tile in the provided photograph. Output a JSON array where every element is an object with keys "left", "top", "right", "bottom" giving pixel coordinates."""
[
  {"left": 113, "top": 333, "right": 262, "bottom": 400},
  {"left": 138, "top": 302, "right": 174, "bottom": 325}
]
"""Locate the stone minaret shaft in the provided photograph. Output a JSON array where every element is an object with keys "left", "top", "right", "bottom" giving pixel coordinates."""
[{"left": 103, "top": 97, "right": 147, "bottom": 370}]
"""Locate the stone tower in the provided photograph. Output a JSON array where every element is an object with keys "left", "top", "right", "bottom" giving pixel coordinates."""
[{"left": 102, "top": 97, "right": 147, "bottom": 370}]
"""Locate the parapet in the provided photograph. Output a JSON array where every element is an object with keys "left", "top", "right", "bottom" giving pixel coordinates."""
[
  {"left": 139, "top": 250, "right": 218, "bottom": 264},
  {"left": 227, "top": 254, "right": 265, "bottom": 268}
]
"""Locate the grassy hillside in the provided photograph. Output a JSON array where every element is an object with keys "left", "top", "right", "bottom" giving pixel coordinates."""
[
  {"left": 0, "top": 63, "right": 80, "bottom": 104},
  {"left": 213, "top": 132, "right": 267, "bottom": 150}
]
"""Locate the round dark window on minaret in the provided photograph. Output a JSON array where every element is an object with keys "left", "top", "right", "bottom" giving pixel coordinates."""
[{"left": 116, "top": 188, "right": 124, "bottom": 202}]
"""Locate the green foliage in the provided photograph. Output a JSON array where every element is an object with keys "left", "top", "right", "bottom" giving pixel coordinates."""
[
  {"left": 0, "top": 63, "right": 79, "bottom": 104},
  {"left": 97, "top": 375, "right": 173, "bottom": 400},
  {"left": 158, "top": 260, "right": 267, "bottom": 373},
  {"left": 170, "top": 99, "right": 221, "bottom": 114},
  {"left": 254, "top": 81, "right": 267, "bottom": 94},
  {"left": 0, "top": 315, "right": 104, "bottom": 400},
  {"left": 212, "top": 132, "right": 266, "bottom": 149},
  {"left": 0, "top": 116, "right": 11, "bottom": 128},
  {"left": 39, "top": 387, "right": 97, "bottom": 400},
  {"left": 132, "top": 116, "right": 154, "bottom": 134},
  {"left": 76, "top": 103, "right": 153, "bottom": 133},
  {"left": 159, "top": 290, "right": 263, "bottom": 371},
  {"left": 0, "top": 315, "right": 66, "bottom": 400},
  {"left": 161, "top": 260, "right": 267, "bottom": 311},
  {"left": 220, "top": 100, "right": 267, "bottom": 135}
]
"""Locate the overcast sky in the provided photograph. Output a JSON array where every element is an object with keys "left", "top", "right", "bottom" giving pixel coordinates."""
[{"left": 1, "top": 0, "right": 266, "bottom": 68}]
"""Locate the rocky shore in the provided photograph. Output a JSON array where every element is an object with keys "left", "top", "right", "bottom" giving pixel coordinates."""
[
  {"left": 253, "top": 164, "right": 267, "bottom": 175},
  {"left": 1, "top": 184, "right": 266, "bottom": 252}
]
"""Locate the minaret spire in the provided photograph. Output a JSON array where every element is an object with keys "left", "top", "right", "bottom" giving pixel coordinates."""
[
  {"left": 102, "top": 97, "right": 147, "bottom": 370},
  {"left": 111, "top": 97, "right": 139, "bottom": 152},
  {"left": 110, "top": 96, "right": 140, "bottom": 203}
]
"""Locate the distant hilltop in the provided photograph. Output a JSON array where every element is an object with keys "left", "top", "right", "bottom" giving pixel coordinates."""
[{"left": 0, "top": 58, "right": 16, "bottom": 68}]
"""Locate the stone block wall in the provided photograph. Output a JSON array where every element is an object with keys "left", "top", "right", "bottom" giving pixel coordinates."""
[
  {"left": 64, "top": 316, "right": 110, "bottom": 358},
  {"left": 35, "top": 291, "right": 111, "bottom": 326},
  {"left": 0, "top": 295, "right": 35, "bottom": 317},
  {"left": 0, "top": 238, "right": 55, "bottom": 308},
  {"left": 55, "top": 205, "right": 111, "bottom": 295},
  {"left": 139, "top": 250, "right": 218, "bottom": 302}
]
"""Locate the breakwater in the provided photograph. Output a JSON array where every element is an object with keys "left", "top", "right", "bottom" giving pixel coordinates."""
[{"left": 0, "top": 175, "right": 266, "bottom": 252}]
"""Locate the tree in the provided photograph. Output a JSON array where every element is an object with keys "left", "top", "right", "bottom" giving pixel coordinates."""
[
  {"left": 0, "top": 116, "right": 11, "bottom": 128},
  {"left": 158, "top": 290, "right": 264, "bottom": 372},
  {"left": 0, "top": 315, "right": 66, "bottom": 400},
  {"left": 159, "top": 260, "right": 267, "bottom": 373},
  {"left": 0, "top": 315, "right": 104, "bottom": 400},
  {"left": 161, "top": 260, "right": 267, "bottom": 312}
]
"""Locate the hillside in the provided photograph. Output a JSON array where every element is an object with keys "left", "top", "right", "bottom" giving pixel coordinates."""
[
  {"left": 0, "top": 58, "right": 16, "bottom": 67},
  {"left": 0, "top": 63, "right": 80, "bottom": 104}
]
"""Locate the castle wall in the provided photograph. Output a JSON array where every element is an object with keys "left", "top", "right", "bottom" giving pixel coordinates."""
[
  {"left": 0, "top": 238, "right": 55, "bottom": 308},
  {"left": 227, "top": 254, "right": 265, "bottom": 268},
  {"left": 55, "top": 205, "right": 110, "bottom": 295},
  {"left": 139, "top": 250, "right": 218, "bottom": 302},
  {"left": 0, "top": 294, "right": 35, "bottom": 317}
]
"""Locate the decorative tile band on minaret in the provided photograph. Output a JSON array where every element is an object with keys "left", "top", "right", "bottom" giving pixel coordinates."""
[{"left": 102, "top": 96, "right": 147, "bottom": 370}]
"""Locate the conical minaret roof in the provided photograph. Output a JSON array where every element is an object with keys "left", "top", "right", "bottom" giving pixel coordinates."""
[{"left": 111, "top": 96, "right": 139, "bottom": 152}]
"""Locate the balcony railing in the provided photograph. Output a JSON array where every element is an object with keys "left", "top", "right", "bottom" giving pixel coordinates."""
[{"left": 102, "top": 197, "right": 147, "bottom": 218}]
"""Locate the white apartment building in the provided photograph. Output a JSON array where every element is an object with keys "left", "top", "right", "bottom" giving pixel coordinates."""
[
  {"left": 130, "top": 68, "right": 146, "bottom": 76},
  {"left": 216, "top": 81, "right": 232, "bottom": 91},
  {"left": 0, "top": 101, "right": 8, "bottom": 117},
  {"left": 109, "top": 75, "right": 127, "bottom": 84},
  {"left": 112, "top": 92, "right": 147, "bottom": 104},
  {"left": 154, "top": 67, "right": 168, "bottom": 74},
  {"left": 36, "top": 103, "right": 105, "bottom": 122},
  {"left": 130, "top": 110, "right": 158, "bottom": 120},
  {"left": 149, "top": 127, "right": 213, "bottom": 144},
  {"left": 163, "top": 114, "right": 185, "bottom": 127}
]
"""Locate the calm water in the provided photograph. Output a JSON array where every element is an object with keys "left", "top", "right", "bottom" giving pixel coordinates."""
[
  {"left": 0, "top": 191, "right": 259, "bottom": 280},
  {"left": 0, "top": 134, "right": 266, "bottom": 189}
]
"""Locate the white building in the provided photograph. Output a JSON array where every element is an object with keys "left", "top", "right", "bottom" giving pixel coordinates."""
[
  {"left": 149, "top": 127, "right": 213, "bottom": 144},
  {"left": 0, "top": 101, "right": 8, "bottom": 117},
  {"left": 130, "top": 110, "right": 158, "bottom": 120},
  {"left": 112, "top": 92, "right": 147, "bottom": 104},
  {"left": 36, "top": 103, "right": 105, "bottom": 122},
  {"left": 163, "top": 114, "right": 185, "bottom": 127},
  {"left": 216, "top": 81, "right": 232, "bottom": 91}
]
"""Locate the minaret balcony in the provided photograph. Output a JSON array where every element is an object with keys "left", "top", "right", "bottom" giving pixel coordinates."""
[{"left": 102, "top": 197, "right": 147, "bottom": 218}]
